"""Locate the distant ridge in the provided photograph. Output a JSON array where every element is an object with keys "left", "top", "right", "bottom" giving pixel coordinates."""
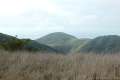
[
  {"left": 36, "top": 32, "right": 77, "bottom": 45},
  {"left": 80, "top": 35, "right": 120, "bottom": 54},
  {"left": 2, "top": 32, "right": 120, "bottom": 54},
  {"left": 0, "top": 33, "right": 58, "bottom": 53},
  {"left": 36, "top": 32, "right": 89, "bottom": 53}
]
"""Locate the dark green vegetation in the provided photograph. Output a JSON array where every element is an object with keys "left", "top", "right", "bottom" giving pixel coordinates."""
[
  {"left": 36, "top": 32, "right": 89, "bottom": 54},
  {"left": 80, "top": 35, "right": 120, "bottom": 54},
  {"left": 1, "top": 32, "right": 120, "bottom": 54},
  {"left": 37, "top": 33, "right": 120, "bottom": 54},
  {"left": 0, "top": 33, "right": 58, "bottom": 53}
]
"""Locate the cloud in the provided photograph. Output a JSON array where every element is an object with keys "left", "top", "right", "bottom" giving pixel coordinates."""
[{"left": 0, "top": 0, "right": 120, "bottom": 39}]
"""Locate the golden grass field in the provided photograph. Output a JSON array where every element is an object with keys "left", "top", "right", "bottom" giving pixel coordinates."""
[{"left": 0, "top": 51, "right": 120, "bottom": 80}]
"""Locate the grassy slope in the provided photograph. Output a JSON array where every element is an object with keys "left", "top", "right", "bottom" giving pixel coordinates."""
[
  {"left": 0, "top": 51, "right": 120, "bottom": 80},
  {"left": 0, "top": 33, "right": 58, "bottom": 53},
  {"left": 36, "top": 32, "right": 90, "bottom": 53},
  {"left": 0, "top": 33, "right": 17, "bottom": 43},
  {"left": 23, "top": 40, "right": 59, "bottom": 53},
  {"left": 80, "top": 35, "right": 120, "bottom": 54},
  {"left": 70, "top": 38, "right": 90, "bottom": 53},
  {"left": 36, "top": 32, "right": 78, "bottom": 46}
]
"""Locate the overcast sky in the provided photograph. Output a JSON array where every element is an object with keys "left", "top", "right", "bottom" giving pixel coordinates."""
[{"left": 0, "top": 0, "right": 120, "bottom": 39}]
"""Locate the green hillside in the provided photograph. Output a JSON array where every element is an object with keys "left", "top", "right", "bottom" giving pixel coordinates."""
[
  {"left": 23, "top": 39, "right": 59, "bottom": 53},
  {"left": 80, "top": 35, "right": 120, "bottom": 54},
  {"left": 36, "top": 32, "right": 89, "bottom": 53},
  {"left": 0, "top": 33, "right": 58, "bottom": 53},
  {"left": 36, "top": 32, "right": 77, "bottom": 46},
  {"left": 70, "top": 38, "right": 90, "bottom": 53}
]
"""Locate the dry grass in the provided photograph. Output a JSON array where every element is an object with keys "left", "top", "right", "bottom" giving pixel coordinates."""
[{"left": 0, "top": 51, "right": 120, "bottom": 80}]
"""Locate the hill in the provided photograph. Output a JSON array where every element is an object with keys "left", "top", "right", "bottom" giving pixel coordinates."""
[
  {"left": 0, "top": 33, "right": 58, "bottom": 53},
  {"left": 36, "top": 32, "right": 89, "bottom": 53},
  {"left": 80, "top": 35, "right": 120, "bottom": 54},
  {"left": 23, "top": 39, "right": 58, "bottom": 53},
  {"left": 36, "top": 32, "right": 77, "bottom": 45}
]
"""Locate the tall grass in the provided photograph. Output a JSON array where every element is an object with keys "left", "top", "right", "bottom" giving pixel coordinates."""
[{"left": 0, "top": 51, "right": 120, "bottom": 80}]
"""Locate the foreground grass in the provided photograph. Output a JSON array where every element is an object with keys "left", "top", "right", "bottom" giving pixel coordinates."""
[{"left": 0, "top": 51, "right": 120, "bottom": 80}]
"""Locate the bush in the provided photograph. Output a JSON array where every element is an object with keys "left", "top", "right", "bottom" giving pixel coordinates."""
[{"left": 0, "top": 39, "right": 28, "bottom": 51}]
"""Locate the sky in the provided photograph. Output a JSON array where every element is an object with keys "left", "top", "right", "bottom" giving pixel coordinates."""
[{"left": 0, "top": 0, "right": 120, "bottom": 39}]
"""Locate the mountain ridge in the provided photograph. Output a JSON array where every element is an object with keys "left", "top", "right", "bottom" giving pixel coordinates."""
[
  {"left": 1, "top": 32, "right": 120, "bottom": 54},
  {"left": 36, "top": 32, "right": 90, "bottom": 53},
  {"left": 80, "top": 35, "right": 120, "bottom": 54},
  {"left": 0, "top": 33, "right": 58, "bottom": 53}
]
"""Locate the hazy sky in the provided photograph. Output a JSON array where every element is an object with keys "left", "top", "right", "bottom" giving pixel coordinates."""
[{"left": 0, "top": 0, "right": 120, "bottom": 39}]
